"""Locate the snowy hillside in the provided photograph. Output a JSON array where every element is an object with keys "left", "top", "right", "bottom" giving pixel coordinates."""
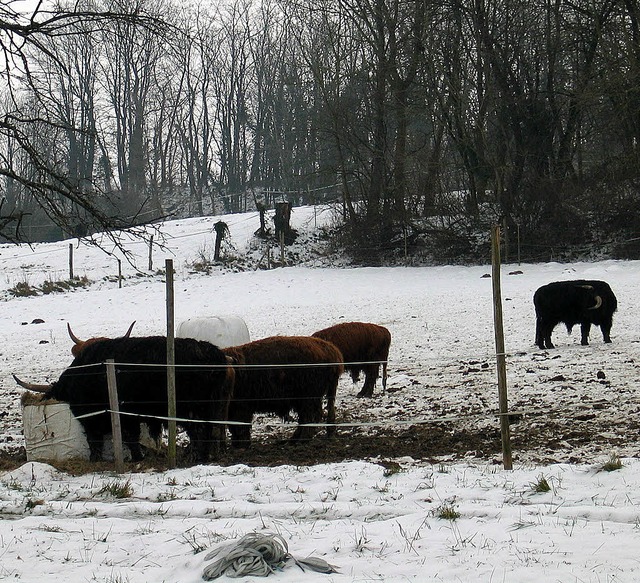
[{"left": 1, "top": 205, "right": 640, "bottom": 582}]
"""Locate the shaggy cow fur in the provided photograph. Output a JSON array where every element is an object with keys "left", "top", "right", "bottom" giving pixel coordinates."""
[
  {"left": 312, "top": 322, "right": 391, "bottom": 397},
  {"left": 17, "top": 336, "right": 232, "bottom": 462},
  {"left": 534, "top": 280, "right": 618, "bottom": 349},
  {"left": 223, "top": 336, "right": 344, "bottom": 448}
]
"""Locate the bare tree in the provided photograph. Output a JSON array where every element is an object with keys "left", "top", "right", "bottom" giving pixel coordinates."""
[
  {"left": 285, "top": 0, "right": 369, "bottom": 227},
  {"left": 211, "top": 0, "right": 253, "bottom": 212},
  {"left": 285, "top": 0, "right": 433, "bottom": 251},
  {"left": 23, "top": 2, "right": 103, "bottom": 237},
  {"left": 98, "top": 0, "right": 168, "bottom": 222},
  {"left": 0, "top": 0, "right": 166, "bottom": 242},
  {"left": 174, "top": 7, "right": 221, "bottom": 216}
]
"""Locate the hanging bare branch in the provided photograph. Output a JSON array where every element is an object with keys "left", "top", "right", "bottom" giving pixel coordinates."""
[{"left": 0, "top": 1, "right": 169, "bottom": 249}]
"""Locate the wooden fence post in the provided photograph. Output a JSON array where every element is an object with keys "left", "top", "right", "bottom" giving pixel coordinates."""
[
  {"left": 149, "top": 235, "right": 154, "bottom": 271},
  {"left": 106, "top": 359, "right": 125, "bottom": 473},
  {"left": 213, "top": 221, "right": 229, "bottom": 261},
  {"left": 274, "top": 200, "right": 292, "bottom": 246},
  {"left": 279, "top": 231, "right": 285, "bottom": 266},
  {"left": 403, "top": 224, "right": 408, "bottom": 259},
  {"left": 502, "top": 216, "right": 509, "bottom": 263},
  {"left": 165, "top": 259, "right": 177, "bottom": 468},
  {"left": 491, "top": 225, "right": 513, "bottom": 470},
  {"left": 69, "top": 243, "right": 74, "bottom": 280}
]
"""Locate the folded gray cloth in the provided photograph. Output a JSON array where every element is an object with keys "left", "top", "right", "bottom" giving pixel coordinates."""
[{"left": 202, "top": 532, "right": 338, "bottom": 580}]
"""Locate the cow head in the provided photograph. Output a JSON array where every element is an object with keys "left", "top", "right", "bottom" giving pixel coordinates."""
[
  {"left": 578, "top": 285, "right": 603, "bottom": 310},
  {"left": 67, "top": 321, "right": 136, "bottom": 356}
]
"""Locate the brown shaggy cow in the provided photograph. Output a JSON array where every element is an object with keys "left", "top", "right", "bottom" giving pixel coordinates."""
[
  {"left": 67, "top": 322, "right": 136, "bottom": 357},
  {"left": 223, "top": 336, "right": 344, "bottom": 448},
  {"left": 312, "top": 322, "right": 391, "bottom": 397}
]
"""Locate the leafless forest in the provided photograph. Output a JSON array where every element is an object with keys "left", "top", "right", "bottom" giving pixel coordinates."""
[{"left": 2, "top": 0, "right": 640, "bottom": 262}]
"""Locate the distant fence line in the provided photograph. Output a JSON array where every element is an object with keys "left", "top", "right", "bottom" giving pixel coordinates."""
[
  {"left": 7, "top": 211, "right": 640, "bottom": 279},
  {"left": 13, "top": 186, "right": 342, "bottom": 245},
  {"left": 3, "top": 203, "right": 331, "bottom": 282}
]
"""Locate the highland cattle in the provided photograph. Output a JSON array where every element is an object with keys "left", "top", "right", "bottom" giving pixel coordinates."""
[
  {"left": 15, "top": 336, "right": 232, "bottom": 462},
  {"left": 223, "top": 336, "right": 343, "bottom": 447},
  {"left": 312, "top": 322, "right": 391, "bottom": 397},
  {"left": 533, "top": 280, "right": 617, "bottom": 349}
]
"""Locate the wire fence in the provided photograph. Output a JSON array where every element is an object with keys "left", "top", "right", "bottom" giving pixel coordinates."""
[
  {"left": 83, "top": 404, "right": 561, "bottom": 428},
  {"left": 19, "top": 349, "right": 634, "bottom": 456},
  {"left": 0, "top": 204, "right": 333, "bottom": 288}
]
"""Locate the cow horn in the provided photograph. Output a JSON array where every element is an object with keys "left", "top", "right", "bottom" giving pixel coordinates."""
[
  {"left": 12, "top": 374, "right": 51, "bottom": 393},
  {"left": 589, "top": 295, "right": 603, "bottom": 310},
  {"left": 123, "top": 321, "right": 136, "bottom": 338},
  {"left": 67, "top": 323, "right": 83, "bottom": 346}
]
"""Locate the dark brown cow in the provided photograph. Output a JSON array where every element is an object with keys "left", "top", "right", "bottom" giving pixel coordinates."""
[
  {"left": 223, "top": 336, "right": 343, "bottom": 448},
  {"left": 312, "top": 322, "right": 391, "bottom": 397}
]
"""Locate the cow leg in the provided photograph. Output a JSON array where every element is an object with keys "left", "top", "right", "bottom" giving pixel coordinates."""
[
  {"left": 208, "top": 423, "right": 227, "bottom": 460},
  {"left": 190, "top": 432, "right": 209, "bottom": 462},
  {"left": 537, "top": 319, "right": 554, "bottom": 349},
  {"left": 292, "top": 404, "right": 321, "bottom": 442},
  {"left": 126, "top": 442, "right": 144, "bottom": 462},
  {"left": 125, "top": 435, "right": 144, "bottom": 462},
  {"left": 121, "top": 421, "right": 144, "bottom": 462},
  {"left": 325, "top": 387, "right": 337, "bottom": 439},
  {"left": 543, "top": 322, "right": 555, "bottom": 349},
  {"left": 535, "top": 318, "right": 546, "bottom": 349},
  {"left": 85, "top": 429, "right": 105, "bottom": 461},
  {"left": 544, "top": 331, "right": 555, "bottom": 349},
  {"left": 601, "top": 318, "right": 613, "bottom": 343},
  {"left": 229, "top": 415, "right": 253, "bottom": 448},
  {"left": 214, "top": 387, "right": 232, "bottom": 458},
  {"left": 580, "top": 322, "right": 591, "bottom": 345},
  {"left": 357, "top": 366, "right": 377, "bottom": 398},
  {"left": 183, "top": 422, "right": 214, "bottom": 463}
]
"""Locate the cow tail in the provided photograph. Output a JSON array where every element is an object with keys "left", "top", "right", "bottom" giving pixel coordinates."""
[{"left": 382, "top": 360, "right": 388, "bottom": 391}]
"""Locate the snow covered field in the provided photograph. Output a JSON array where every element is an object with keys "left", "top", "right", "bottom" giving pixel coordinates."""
[
  {"left": 1, "top": 206, "right": 639, "bottom": 582},
  {"left": 3, "top": 458, "right": 640, "bottom": 582}
]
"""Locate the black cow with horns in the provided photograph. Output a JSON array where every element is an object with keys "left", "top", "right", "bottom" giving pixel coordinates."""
[
  {"left": 533, "top": 279, "right": 618, "bottom": 349},
  {"left": 14, "top": 336, "right": 233, "bottom": 462}
]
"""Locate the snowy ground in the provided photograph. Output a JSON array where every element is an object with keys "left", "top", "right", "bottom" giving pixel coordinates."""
[
  {"left": 1, "top": 206, "right": 640, "bottom": 581},
  {"left": 2, "top": 458, "right": 640, "bottom": 582}
]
